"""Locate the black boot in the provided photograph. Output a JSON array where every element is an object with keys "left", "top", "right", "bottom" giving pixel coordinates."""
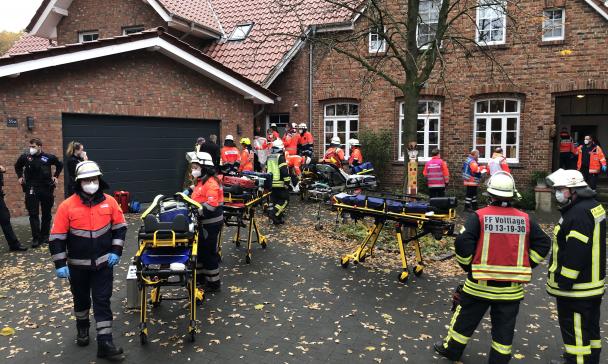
[
  {"left": 31, "top": 239, "right": 40, "bottom": 248},
  {"left": 76, "top": 321, "right": 89, "bottom": 347},
  {"left": 433, "top": 340, "right": 460, "bottom": 361},
  {"left": 9, "top": 244, "right": 28, "bottom": 252},
  {"left": 97, "top": 340, "right": 124, "bottom": 361}
]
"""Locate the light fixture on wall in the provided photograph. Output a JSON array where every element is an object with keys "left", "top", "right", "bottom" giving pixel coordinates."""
[
  {"left": 236, "top": 124, "right": 242, "bottom": 135},
  {"left": 293, "top": 103, "right": 299, "bottom": 109},
  {"left": 576, "top": 94, "right": 585, "bottom": 99},
  {"left": 26, "top": 116, "right": 35, "bottom": 131}
]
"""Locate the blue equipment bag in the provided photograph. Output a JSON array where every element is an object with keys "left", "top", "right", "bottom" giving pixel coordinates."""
[
  {"left": 129, "top": 200, "right": 141, "bottom": 213},
  {"left": 159, "top": 202, "right": 190, "bottom": 223},
  {"left": 352, "top": 162, "right": 374, "bottom": 174}
]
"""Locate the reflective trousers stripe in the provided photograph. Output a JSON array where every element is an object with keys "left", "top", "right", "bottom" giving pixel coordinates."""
[
  {"left": 491, "top": 340, "right": 512, "bottom": 355},
  {"left": 444, "top": 305, "right": 470, "bottom": 346},
  {"left": 456, "top": 253, "right": 472, "bottom": 265}
]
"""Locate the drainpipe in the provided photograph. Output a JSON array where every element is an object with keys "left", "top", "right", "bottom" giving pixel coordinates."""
[{"left": 308, "top": 26, "right": 316, "bottom": 130}]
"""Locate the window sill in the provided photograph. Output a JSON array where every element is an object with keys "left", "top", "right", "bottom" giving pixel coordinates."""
[
  {"left": 539, "top": 39, "right": 565, "bottom": 47},
  {"left": 476, "top": 43, "right": 509, "bottom": 51},
  {"left": 366, "top": 52, "right": 387, "bottom": 58}
]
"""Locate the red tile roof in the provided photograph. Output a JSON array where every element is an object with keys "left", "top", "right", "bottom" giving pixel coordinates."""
[
  {"left": 3, "top": 34, "right": 54, "bottom": 57},
  {"left": 157, "top": 0, "right": 222, "bottom": 33}
]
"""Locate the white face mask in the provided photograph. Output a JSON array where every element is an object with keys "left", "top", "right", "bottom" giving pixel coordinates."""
[
  {"left": 191, "top": 169, "right": 201, "bottom": 178},
  {"left": 82, "top": 182, "right": 99, "bottom": 195},
  {"left": 555, "top": 190, "right": 569, "bottom": 204},
  {"left": 29, "top": 147, "right": 38, "bottom": 155},
  {"left": 584, "top": 139, "right": 590, "bottom": 145}
]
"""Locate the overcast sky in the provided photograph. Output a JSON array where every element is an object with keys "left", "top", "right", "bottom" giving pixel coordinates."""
[{"left": 0, "top": 0, "right": 43, "bottom": 32}]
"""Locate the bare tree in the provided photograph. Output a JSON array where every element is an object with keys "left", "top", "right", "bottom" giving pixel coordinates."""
[{"left": 275, "top": 0, "right": 536, "bottom": 193}]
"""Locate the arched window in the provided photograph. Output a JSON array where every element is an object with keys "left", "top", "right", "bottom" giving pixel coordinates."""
[{"left": 324, "top": 103, "right": 359, "bottom": 157}]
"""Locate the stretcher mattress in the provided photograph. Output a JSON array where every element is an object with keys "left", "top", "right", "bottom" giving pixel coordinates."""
[
  {"left": 141, "top": 247, "right": 191, "bottom": 265},
  {"left": 333, "top": 193, "right": 457, "bottom": 214}
]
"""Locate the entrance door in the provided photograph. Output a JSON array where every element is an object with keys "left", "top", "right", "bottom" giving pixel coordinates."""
[{"left": 570, "top": 125, "right": 598, "bottom": 146}]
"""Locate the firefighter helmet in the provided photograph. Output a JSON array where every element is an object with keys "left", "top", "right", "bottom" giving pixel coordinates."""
[
  {"left": 75, "top": 161, "right": 102, "bottom": 180},
  {"left": 330, "top": 136, "right": 341, "bottom": 145},
  {"left": 191, "top": 152, "right": 214, "bottom": 166},
  {"left": 240, "top": 137, "right": 251, "bottom": 145},
  {"left": 545, "top": 169, "right": 588, "bottom": 188},
  {"left": 486, "top": 171, "right": 516, "bottom": 198}
]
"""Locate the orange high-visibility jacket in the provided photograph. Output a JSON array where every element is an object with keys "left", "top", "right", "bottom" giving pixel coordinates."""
[
  {"left": 239, "top": 149, "right": 254, "bottom": 172},
  {"left": 191, "top": 176, "right": 224, "bottom": 225},
  {"left": 221, "top": 146, "right": 241, "bottom": 165},
  {"left": 348, "top": 148, "right": 363, "bottom": 166},
  {"left": 577, "top": 145, "right": 607, "bottom": 174}
]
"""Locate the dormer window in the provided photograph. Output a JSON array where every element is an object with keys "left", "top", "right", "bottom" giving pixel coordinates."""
[
  {"left": 123, "top": 26, "right": 145, "bottom": 36},
  {"left": 78, "top": 31, "right": 99, "bottom": 43},
  {"left": 228, "top": 23, "right": 253, "bottom": 41}
]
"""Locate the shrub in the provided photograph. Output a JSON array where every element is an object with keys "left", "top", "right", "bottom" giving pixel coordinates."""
[{"left": 359, "top": 129, "right": 393, "bottom": 185}]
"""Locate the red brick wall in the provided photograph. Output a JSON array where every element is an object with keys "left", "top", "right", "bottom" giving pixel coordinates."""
[
  {"left": 56, "top": 0, "right": 165, "bottom": 45},
  {"left": 0, "top": 52, "right": 253, "bottom": 216},
  {"left": 269, "top": 0, "right": 608, "bottom": 188}
]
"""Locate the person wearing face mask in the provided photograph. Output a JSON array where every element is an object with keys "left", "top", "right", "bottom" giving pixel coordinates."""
[
  {"left": 435, "top": 171, "right": 550, "bottom": 364},
  {"left": 14, "top": 138, "right": 63, "bottom": 248},
  {"left": 65, "top": 141, "right": 88, "bottom": 196},
  {"left": 49, "top": 161, "right": 127, "bottom": 360},
  {"left": 185, "top": 152, "right": 224, "bottom": 292},
  {"left": 576, "top": 135, "right": 606, "bottom": 190},
  {"left": 545, "top": 169, "right": 606, "bottom": 364}
]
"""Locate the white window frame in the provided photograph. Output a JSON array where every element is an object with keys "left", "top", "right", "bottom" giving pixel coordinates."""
[
  {"left": 475, "top": 0, "right": 507, "bottom": 45},
  {"left": 323, "top": 103, "right": 359, "bottom": 159},
  {"left": 417, "top": 0, "right": 441, "bottom": 49},
  {"left": 368, "top": 27, "right": 386, "bottom": 53},
  {"left": 122, "top": 26, "right": 145, "bottom": 36},
  {"left": 78, "top": 31, "right": 99, "bottom": 43},
  {"left": 542, "top": 8, "right": 565, "bottom": 41},
  {"left": 473, "top": 98, "right": 521, "bottom": 163},
  {"left": 228, "top": 23, "right": 254, "bottom": 41},
  {"left": 398, "top": 100, "right": 441, "bottom": 162}
]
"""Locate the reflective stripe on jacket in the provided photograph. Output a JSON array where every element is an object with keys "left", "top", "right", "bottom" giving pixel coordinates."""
[
  {"left": 577, "top": 145, "right": 606, "bottom": 174},
  {"left": 267, "top": 153, "right": 290, "bottom": 188},
  {"left": 191, "top": 176, "right": 224, "bottom": 225},
  {"left": 462, "top": 156, "right": 482, "bottom": 186},
  {"left": 547, "top": 198, "right": 606, "bottom": 299},
  {"left": 323, "top": 147, "right": 344, "bottom": 168},
  {"left": 423, "top": 156, "right": 449, "bottom": 188},
  {"left": 559, "top": 132, "right": 575, "bottom": 153},
  {"left": 283, "top": 132, "right": 300, "bottom": 154},
  {"left": 472, "top": 206, "right": 532, "bottom": 283},
  {"left": 221, "top": 146, "right": 241, "bottom": 164},
  {"left": 49, "top": 193, "right": 127, "bottom": 269}
]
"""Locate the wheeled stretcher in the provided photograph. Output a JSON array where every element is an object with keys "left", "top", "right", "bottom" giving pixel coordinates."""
[
  {"left": 300, "top": 163, "right": 377, "bottom": 201},
  {"left": 221, "top": 174, "right": 271, "bottom": 263},
  {"left": 134, "top": 193, "right": 203, "bottom": 344},
  {"left": 332, "top": 193, "right": 457, "bottom": 283}
]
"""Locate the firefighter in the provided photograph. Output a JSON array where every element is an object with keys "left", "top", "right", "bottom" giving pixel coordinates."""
[
  {"left": 323, "top": 136, "right": 345, "bottom": 169},
  {"left": 434, "top": 171, "right": 551, "bottom": 364},
  {"left": 422, "top": 148, "right": 450, "bottom": 198},
  {"left": 462, "top": 149, "right": 486, "bottom": 212},
  {"left": 545, "top": 169, "right": 606, "bottom": 364},
  {"left": 267, "top": 139, "right": 290, "bottom": 224},
  {"left": 282, "top": 123, "right": 300, "bottom": 156},
  {"left": 347, "top": 139, "right": 363, "bottom": 170},
  {"left": 576, "top": 135, "right": 606, "bottom": 190},
  {"left": 297, "top": 123, "right": 314, "bottom": 158},
  {"left": 239, "top": 138, "right": 254, "bottom": 172},
  {"left": 49, "top": 161, "right": 126, "bottom": 360},
  {"left": 220, "top": 135, "right": 241, "bottom": 175},
  {"left": 488, "top": 147, "right": 511, "bottom": 176},
  {"left": 188, "top": 152, "right": 224, "bottom": 292},
  {"left": 1, "top": 164, "right": 26, "bottom": 251},
  {"left": 559, "top": 128, "right": 576, "bottom": 169},
  {"left": 15, "top": 138, "right": 63, "bottom": 248}
]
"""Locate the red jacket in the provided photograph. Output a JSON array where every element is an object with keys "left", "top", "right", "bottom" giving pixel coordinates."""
[
  {"left": 221, "top": 146, "right": 241, "bottom": 164},
  {"left": 559, "top": 132, "right": 576, "bottom": 153},
  {"left": 192, "top": 176, "right": 224, "bottom": 225},
  {"left": 577, "top": 144, "right": 607, "bottom": 174},
  {"left": 423, "top": 156, "right": 450, "bottom": 188},
  {"left": 239, "top": 148, "right": 254, "bottom": 172},
  {"left": 348, "top": 148, "right": 363, "bottom": 166},
  {"left": 49, "top": 193, "right": 127, "bottom": 269},
  {"left": 323, "top": 147, "right": 344, "bottom": 168},
  {"left": 283, "top": 132, "right": 300, "bottom": 155}
]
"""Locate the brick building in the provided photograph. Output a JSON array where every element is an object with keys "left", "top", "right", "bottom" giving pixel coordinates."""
[{"left": 1, "top": 0, "right": 607, "bottom": 215}]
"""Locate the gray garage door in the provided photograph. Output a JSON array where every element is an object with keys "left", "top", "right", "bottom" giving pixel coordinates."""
[{"left": 62, "top": 113, "right": 220, "bottom": 202}]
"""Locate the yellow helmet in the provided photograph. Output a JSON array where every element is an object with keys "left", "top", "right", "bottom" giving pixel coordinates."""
[{"left": 240, "top": 137, "right": 251, "bottom": 145}]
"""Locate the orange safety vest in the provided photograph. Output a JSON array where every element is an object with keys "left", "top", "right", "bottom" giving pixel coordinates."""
[
  {"left": 471, "top": 206, "right": 532, "bottom": 283},
  {"left": 323, "top": 147, "right": 344, "bottom": 168},
  {"left": 559, "top": 132, "right": 575, "bottom": 153},
  {"left": 299, "top": 131, "right": 314, "bottom": 147},
  {"left": 221, "top": 146, "right": 241, "bottom": 164},
  {"left": 239, "top": 149, "right": 254, "bottom": 172},
  {"left": 283, "top": 132, "right": 300, "bottom": 155},
  {"left": 191, "top": 177, "right": 224, "bottom": 225},
  {"left": 577, "top": 145, "right": 607, "bottom": 174}
]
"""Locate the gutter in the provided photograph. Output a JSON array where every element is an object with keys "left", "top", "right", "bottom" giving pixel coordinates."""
[{"left": 308, "top": 26, "right": 316, "bottom": 129}]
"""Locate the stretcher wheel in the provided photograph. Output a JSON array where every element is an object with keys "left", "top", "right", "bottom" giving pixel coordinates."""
[
  {"left": 235, "top": 240, "right": 241, "bottom": 247},
  {"left": 190, "top": 331, "right": 196, "bottom": 342},
  {"left": 398, "top": 271, "right": 409, "bottom": 283},
  {"left": 260, "top": 240, "right": 267, "bottom": 249},
  {"left": 414, "top": 264, "right": 424, "bottom": 277},
  {"left": 245, "top": 254, "right": 251, "bottom": 264},
  {"left": 340, "top": 256, "right": 350, "bottom": 268},
  {"left": 140, "top": 332, "right": 148, "bottom": 345}
]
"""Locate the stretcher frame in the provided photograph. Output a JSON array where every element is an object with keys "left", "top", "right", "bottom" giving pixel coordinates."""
[
  {"left": 135, "top": 192, "right": 203, "bottom": 344},
  {"left": 222, "top": 190, "right": 271, "bottom": 263},
  {"left": 334, "top": 200, "right": 456, "bottom": 283}
]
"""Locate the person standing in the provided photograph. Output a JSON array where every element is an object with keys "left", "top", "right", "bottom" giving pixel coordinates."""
[
  {"left": 188, "top": 152, "right": 224, "bottom": 292},
  {"left": 559, "top": 128, "right": 577, "bottom": 169},
  {"left": 576, "top": 135, "right": 606, "bottom": 190},
  {"left": 434, "top": 171, "right": 551, "bottom": 363},
  {"left": 297, "top": 123, "right": 314, "bottom": 158},
  {"left": 15, "top": 138, "right": 63, "bottom": 248},
  {"left": 220, "top": 135, "right": 240, "bottom": 175},
  {"left": 253, "top": 130, "right": 268, "bottom": 172},
  {"left": 545, "top": 169, "right": 606, "bottom": 364},
  {"left": 423, "top": 148, "right": 450, "bottom": 198},
  {"left": 462, "top": 149, "right": 486, "bottom": 212},
  {"left": 239, "top": 138, "right": 254, "bottom": 172},
  {"left": 282, "top": 123, "right": 300, "bottom": 156},
  {"left": 488, "top": 147, "right": 510, "bottom": 176},
  {"left": 49, "top": 161, "right": 126, "bottom": 360},
  {"left": 267, "top": 139, "right": 290, "bottom": 224},
  {"left": 65, "top": 141, "right": 87, "bottom": 196},
  {"left": 0, "top": 164, "right": 27, "bottom": 251},
  {"left": 199, "top": 134, "right": 220, "bottom": 169}
]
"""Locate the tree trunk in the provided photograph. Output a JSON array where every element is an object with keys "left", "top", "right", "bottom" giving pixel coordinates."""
[{"left": 401, "top": 85, "right": 420, "bottom": 195}]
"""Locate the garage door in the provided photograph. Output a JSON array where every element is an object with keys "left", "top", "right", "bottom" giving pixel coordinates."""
[{"left": 62, "top": 113, "right": 220, "bottom": 202}]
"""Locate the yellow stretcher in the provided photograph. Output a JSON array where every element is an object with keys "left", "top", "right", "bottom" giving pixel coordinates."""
[
  {"left": 332, "top": 193, "right": 457, "bottom": 283},
  {"left": 134, "top": 192, "right": 203, "bottom": 344},
  {"left": 222, "top": 190, "right": 271, "bottom": 263}
]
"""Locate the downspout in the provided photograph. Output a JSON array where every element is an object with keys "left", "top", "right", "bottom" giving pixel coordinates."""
[{"left": 308, "top": 26, "right": 316, "bottom": 130}]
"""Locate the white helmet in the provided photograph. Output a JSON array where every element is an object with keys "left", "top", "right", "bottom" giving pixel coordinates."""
[
  {"left": 75, "top": 161, "right": 102, "bottom": 180},
  {"left": 225, "top": 134, "right": 234, "bottom": 141},
  {"left": 270, "top": 123, "right": 277, "bottom": 128},
  {"left": 191, "top": 152, "right": 214, "bottom": 166},
  {"left": 298, "top": 123, "right": 307, "bottom": 129},
  {"left": 272, "top": 139, "right": 284, "bottom": 150},
  {"left": 291, "top": 123, "right": 298, "bottom": 129},
  {"left": 486, "top": 171, "right": 516, "bottom": 198},
  {"left": 331, "top": 136, "right": 341, "bottom": 145},
  {"left": 546, "top": 169, "right": 588, "bottom": 188},
  {"left": 349, "top": 139, "right": 360, "bottom": 147}
]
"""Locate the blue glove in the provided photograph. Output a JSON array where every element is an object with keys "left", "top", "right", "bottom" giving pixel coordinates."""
[
  {"left": 108, "top": 253, "right": 120, "bottom": 268},
  {"left": 182, "top": 189, "right": 191, "bottom": 196},
  {"left": 56, "top": 266, "right": 70, "bottom": 279},
  {"left": 602, "top": 165, "right": 607, "bottom": 173}
]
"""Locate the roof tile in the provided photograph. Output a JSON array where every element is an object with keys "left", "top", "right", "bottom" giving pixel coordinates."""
[{"left": 3, "top": 34, "right": 54, "bottom": 58}]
